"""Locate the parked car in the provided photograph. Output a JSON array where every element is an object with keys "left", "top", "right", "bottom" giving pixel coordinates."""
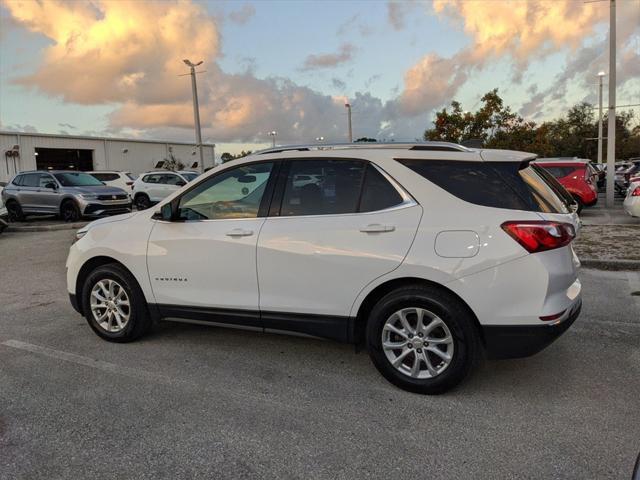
[
  {"left": 1, "top": 171, "right": 131, "bottom": 222},
  {"left": 0, "top": 183, "right": 8, "bottom": 234},
  {"left": 88, "top": 171, "right": 137, "bottom": 197},
  {"left": 534, "top": 158, "right": 598, "bottom": 212},
  {"left": 616, "top": 160, "right": 640, "bottom": 193},
  {"left": 67, "top": 142, "right": 581, "bottom": 394},
  {"left": 591, "top": 163, "right": 606, "bottom": 189},
  {"left": 131, "top": 170, "right": 196, "bottom": 210},
  {"left": 623, "top": 180, "right": 640, "bottom": 218}
]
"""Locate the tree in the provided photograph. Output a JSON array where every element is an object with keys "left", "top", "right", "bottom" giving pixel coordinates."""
[
  {"left": 162, "top": 153, "right": 185, "bottom": 171},
  {"left": 220, "top": 150, "right": 253, "bottom": 163},
  {"left": 423, "top": 90, "right": 640, "bottom": 160}
]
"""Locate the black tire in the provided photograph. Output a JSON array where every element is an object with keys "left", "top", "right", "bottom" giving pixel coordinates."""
[
  {"left": 572, "top": 197, "right": 583, "bottom": 214},
  {"left": 81, "top": 263, "right": 152, "bottom": 342},
  {"left": 6, "top": 200, "right": 25, "bottom": 222},
  {"left": 366, "top": 285, "right": 482, "bottom": 394},
  {"left": 134, "top": 193, "right": 151, "bottom": 210},
  {"left": 60, "top": 200, "right": 81, "bottom": 222}
]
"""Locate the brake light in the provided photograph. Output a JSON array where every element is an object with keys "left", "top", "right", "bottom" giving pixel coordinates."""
[
  {"left": 631, "top": 186, "right": 640, "bottom": 197},
  {"left": 126, "top": 181, "right": 133, "bottom": 186},
  {"left": 501, "top": 221, "right": 575, "bottom": 253}
]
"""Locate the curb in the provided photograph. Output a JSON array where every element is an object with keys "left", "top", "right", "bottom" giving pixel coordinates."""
[
  {"left": 5, "top": 222, "right": 88, "bottom": 233},
  {"left": 581, "top": 258, "right": 640, "bottom": 271}
]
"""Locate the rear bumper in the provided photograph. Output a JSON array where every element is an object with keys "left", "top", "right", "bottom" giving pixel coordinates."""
[{"left": 483, "top": 299, "right": 581, "bottom": 359}]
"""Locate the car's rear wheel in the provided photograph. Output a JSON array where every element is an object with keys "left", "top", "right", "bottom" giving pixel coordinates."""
[
  {"left": 81, "top": 264, "right": 151, "bottom": 342},
  {"left": 134, "top": 193, "right": 151, "bottom": 210},
  {"left": 366, "top": 285, "right": 481, "bottom": 394},
  {"left": 6, "top": 200, "right": 25, "bottom": 222},
  {"left": 61, "top": 200, "right": 81, "bottom": 222}
]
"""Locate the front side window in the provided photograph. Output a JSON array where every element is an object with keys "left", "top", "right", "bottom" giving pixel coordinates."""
[
  {"left": 38, "top": 174, "right": 56, "bottom": 188},
  {"left": 162, "top": 174, "right": 183, "bottom": 185},
  {"left": 280, "top": 160, "right": 365, "bottom": 216},
  {"left": 178, "top": 162, "right": 274, "bottom": 220},
  {"left": 54, "top": 172, "right": 104, "bottom": 187}
]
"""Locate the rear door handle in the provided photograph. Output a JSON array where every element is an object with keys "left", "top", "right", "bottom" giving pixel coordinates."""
[
  {"left": 360, "top": 224, "right": 395, "bottom": 233},
  {"left": 226, "top": 228, "right": 254, "bottom": 237}
]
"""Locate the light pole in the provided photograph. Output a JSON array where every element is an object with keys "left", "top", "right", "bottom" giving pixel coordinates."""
[
  {"left": 605, "top": 0, "right": 616, "bottom": 208},
  {"left": 183, "top": 59, "right": 204, "bottom": 173},
  {"left": 345, "top": 102, "right": 353, "bottom": 142},
  {"left": 597, "top": 71, "right": 606, "bottom": 165},
  {"left": 268, "top": 131, "right": 277, "bottom": 148}
]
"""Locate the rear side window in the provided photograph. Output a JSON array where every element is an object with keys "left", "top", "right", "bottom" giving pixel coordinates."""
[
  {"left": 12, "top": 175, "right": 24, "bottom": 186},
  {"left": 21, "top": 174, "right": 40, "bottom": 187},
  {"left": 280, "top": 159, "right": 365, "bottom": 216},
  {"left": 398, "top": 159, "right": 565, "bottom": 213},
  {"left": 540, "top": 166, "right": 578, "bottom": 178},
  {"left": 359, "top": 164, "right": 404, "bottom": 212}
]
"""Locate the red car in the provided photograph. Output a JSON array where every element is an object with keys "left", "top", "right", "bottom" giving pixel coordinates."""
[{"left": 534, "top": 159, "right": 598, "bottom": 212}]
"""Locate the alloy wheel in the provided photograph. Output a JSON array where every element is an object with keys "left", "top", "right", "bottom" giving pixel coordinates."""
[
  {"left": 90, "top": 279, "right": 131, "bottom": 333},
  {"left": 382, "top": 307, "right": 454, "bottom": 379}
]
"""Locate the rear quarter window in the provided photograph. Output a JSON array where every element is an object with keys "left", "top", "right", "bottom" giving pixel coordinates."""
[{"left": 397, "top": 159, "right": 565, "bottom": 213}]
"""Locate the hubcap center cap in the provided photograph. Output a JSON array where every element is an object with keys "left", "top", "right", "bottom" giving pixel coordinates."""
[{"left": 412, "top": 338, "right": 424, "bottom": 349}]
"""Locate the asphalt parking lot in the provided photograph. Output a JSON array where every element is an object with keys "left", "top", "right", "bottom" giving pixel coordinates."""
[{"left": 1, "top": 230, "right": 639, "bottom": 479}]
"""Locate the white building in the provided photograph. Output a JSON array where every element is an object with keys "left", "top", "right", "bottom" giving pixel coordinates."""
[{"left": 0, "top": 131, "right": 216, "bottom": 183}]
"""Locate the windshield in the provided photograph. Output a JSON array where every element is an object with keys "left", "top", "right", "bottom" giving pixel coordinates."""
[{"left": 54, "top": 172, "right": 104, "bottom": 187}]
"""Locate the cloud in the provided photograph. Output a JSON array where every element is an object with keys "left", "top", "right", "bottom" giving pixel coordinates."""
[
  {"left": 4, "top": 0, "right": 219, "bottom": 105},
  {"left": 228, "top": 3, "right": 255, "bottom": 25},
  {"left": 387, "top": 1, "right": 417, "bottom": 31},
  {"left": 58, "top": 122, "right": 76, "bottom": 129},
  {"left": 2, "top": 123, "right": 38, "bottom": 133},
  {"left": 301, "top": 44, "right": 355, "bottom": 71}
]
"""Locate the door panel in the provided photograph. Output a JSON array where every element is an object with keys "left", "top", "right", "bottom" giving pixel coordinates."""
[
  {"left": 257, "top": 205, "right": 422, "bottom": 317},
  {"left": 37, "top": 174, "right": 61, "bottom": 212}
]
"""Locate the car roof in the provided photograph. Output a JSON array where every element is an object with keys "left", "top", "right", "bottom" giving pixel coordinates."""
[
  {"left": 534, "top": 158, "right": 590, "bottom": 165},
  {"left": 232, "top": 142, "right": 536, "bottom": 164}
]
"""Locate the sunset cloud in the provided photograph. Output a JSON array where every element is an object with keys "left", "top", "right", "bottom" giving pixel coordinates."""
[{"left": 301, "top": 43, "right": 355, "bottom": 71}]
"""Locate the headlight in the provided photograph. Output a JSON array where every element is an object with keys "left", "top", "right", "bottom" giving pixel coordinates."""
[
  {"left": 80, "top": 194, "right": 97, "bottom": 200},
  {"left": 73, "top": 228, "right": 88, "bottom": 243}
]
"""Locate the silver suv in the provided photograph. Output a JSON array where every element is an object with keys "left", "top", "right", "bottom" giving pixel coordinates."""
[{"left": 2, "top": 171, "right": 131, "bottom": 222}]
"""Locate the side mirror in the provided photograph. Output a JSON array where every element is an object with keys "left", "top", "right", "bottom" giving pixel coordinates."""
[
  {"left": 152, "top": 201, "right": 176, "bottom": 221},
  {"left": 176, "top": 180, "right": 186, "bottom": 187},
  {"left": 238, "top": 175, "right": 256, "bottom": 184},
  {"left": 45, "top": 182, "right": 57, "bottom": 190}
]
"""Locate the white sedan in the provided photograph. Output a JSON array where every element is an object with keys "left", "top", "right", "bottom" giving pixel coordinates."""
[{"left": 623, "top": 181, "right": 640, "bottom": 217}]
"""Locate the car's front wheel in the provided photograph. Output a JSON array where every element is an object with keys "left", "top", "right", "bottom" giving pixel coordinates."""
[
  {"left": 81, "top": 264, "right": 152, "bottom": 342},
  {"left": 366, "top": 285, "right": 481, "bottom": 394},
  {"left": 61, "top": 200, "right": 81, "bottom": 222}
]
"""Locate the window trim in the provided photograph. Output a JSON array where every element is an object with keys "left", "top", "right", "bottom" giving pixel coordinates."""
[{"left": 269, "top": 157, "right": 416, "bottom": 219}]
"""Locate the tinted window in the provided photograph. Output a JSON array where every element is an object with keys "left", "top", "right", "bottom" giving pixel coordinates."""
[
  {"left": 281, "top": 160, "right": 365, "bottom": 216},
  {"left": 398, "top": 159, "right": 564, "bottom": 213},
  {"left": 12, "top": 175, "right": 24, "bottom": 186},
  {"left": 91, "top": 173, "right": 119, "bottom": 181},
  {"left": 181, "top": 173, "right": 198, "bottom": 182},
  {"left": 54, "top": 172, "right": 103, "bottom": 187},
  {"left": 540, "top": 166, "right": 577, "bottom": 178},
  {"left": 178, "top": 163, "right": 274, "bottom": 220},
  {"left": 21, "top": 174, "right": 40, "bottom": 187},
  {"left": 38, "top": 174, "right": 56, "bottom": 188},
  {"left": 359, "top": 164, "right": 404, "bottom": 212},
  {"left": 162, "top": 174, "right": 183, "bottom": 185}
]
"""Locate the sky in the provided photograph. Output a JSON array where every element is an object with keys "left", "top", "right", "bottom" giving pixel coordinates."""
[{"left": 0, "top": 0, "right": 639, "bottom": 157}]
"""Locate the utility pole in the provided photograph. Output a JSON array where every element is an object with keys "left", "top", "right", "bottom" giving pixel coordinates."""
[
  {"left": 597, "top": 71, "right": 605, "bottom": 164},
  {"left": 183, "top": 59, "right": 205, "bottom": 173},
  {"left": 345, "top": 102, "right": 353, "bottom": 142},
  {"left": 605, "top": 0, "right": 616, "bottom": 208}
]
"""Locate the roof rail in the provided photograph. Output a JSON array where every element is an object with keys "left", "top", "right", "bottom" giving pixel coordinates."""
[{"left": 255, "top": 141, "right": 470, "bottom": 155}]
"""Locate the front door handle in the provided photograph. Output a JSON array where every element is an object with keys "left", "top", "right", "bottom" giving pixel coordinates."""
[
  {"left": 360, "top": 224, "right": 395, "bottom": 233},
  {"left": 226, "top": 228, "right": 254, "bottom": 237}
]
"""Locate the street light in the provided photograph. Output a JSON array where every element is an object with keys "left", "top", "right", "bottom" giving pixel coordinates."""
[
  {"left": 183, "top": 59, "right": 204, "bottom": 173},
  {"left": 605, "top": 0, "right": 616, "bottom": 208},
  {"left": 268, "top": 131, "right": 277, "bottom": 148},
  {"left": 315, "top": 136, "right": 325, "bottom": 143},
  {"left": 597, "top": 71, "right": 606, "bottom": 165},
  {"left": 344, "top": 103, "right": 353, "bottom": 142}
]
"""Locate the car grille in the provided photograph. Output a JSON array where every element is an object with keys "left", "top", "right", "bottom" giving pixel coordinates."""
[{"left": 96, "top": 194, "right": 128, "bottom": 201}]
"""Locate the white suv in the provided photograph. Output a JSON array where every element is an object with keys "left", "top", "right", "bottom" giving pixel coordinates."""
[
  {"left": 131, "top": 170, "right": 198, "bottom": 210},
  {"left": 66, "top": 143, "right": 582, "bottom": 394}
]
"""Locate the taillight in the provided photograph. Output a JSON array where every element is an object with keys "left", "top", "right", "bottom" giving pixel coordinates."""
[
  {"left": 126, "top": 181, "right": 133, "bottom": 186},
  {"left": 631, "top": 186, "right": 640, "bottom": 197},
  {"left": 501, "top": 221, "right": 575, "bottom": 253}
]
